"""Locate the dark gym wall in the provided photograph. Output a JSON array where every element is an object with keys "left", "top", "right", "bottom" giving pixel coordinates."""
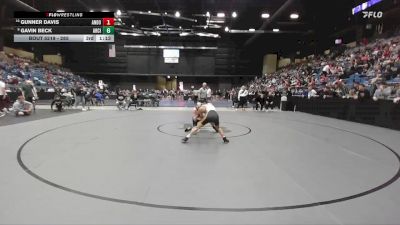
[
  {"left": 57, "top": 36, "right": 259, "bottom": 76},
  {"left": 127, "top": 49, "right": 215, "bottom": 75}
]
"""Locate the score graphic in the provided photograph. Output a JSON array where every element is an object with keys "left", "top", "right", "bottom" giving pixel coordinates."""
[
  {"left": 102, "top": 18, "right": 114, "bottom": 26},
  {"left": 14, "top": 12, "right": 115, "bottom": 43},
  {"left": 102, "top": 18, "right": 114, "bottom": 35},
  {"left": 103, "top": 26, "right": 114, "bottom": 34}
]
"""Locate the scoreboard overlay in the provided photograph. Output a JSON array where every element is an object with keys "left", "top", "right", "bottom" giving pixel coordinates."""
[{"left": 14, "top": 12, "right": 115, "bottom": 43}]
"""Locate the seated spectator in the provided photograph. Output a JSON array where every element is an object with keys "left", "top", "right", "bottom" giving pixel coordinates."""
[
  {"left": 392, "top": 84, "right": 400, "bottom": 103},
  {"left": 357, "top": 84, "right": 371, "bottom": 100},
  {"left": 307, "top": 86, "right": 318, "bottom": 99},
  {"left": 348, "top": 89, "right": 358, "bottom": 99},
  {"left": 13, "top": 95, "right": 33, "bottom": 116},
  {"left": 95, "top": 91, "right": 104, "bottom": 106},
  {"left": 373, "top": 83, "right": 392, "bottom": 100}
]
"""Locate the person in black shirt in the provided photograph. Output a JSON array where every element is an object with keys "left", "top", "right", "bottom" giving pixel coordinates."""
[
  {"left": 116, "top": 91, "right": 127, "bottom": 110},
  {"left": 265, "top": 92, "right": 275, "bottom": 110},
  {"left": 254, "top": 91, "right": 265, "bottom": 111},
  {"left": 20, "top": 80, "right": 37, "bottom": 104},
  {"left": 73, "top": 83, "right": 86, "bottom": 110},
  {"left": 357, "top": 84, "right": 371, "bottom": 100},
  {"left": 128, "top": 91, "right": 138, "bottom": 109}
]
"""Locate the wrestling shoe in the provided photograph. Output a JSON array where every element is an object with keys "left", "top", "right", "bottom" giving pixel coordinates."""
[
  {"left": 223, "top": 137, "right": 229, "bottom": 143},
  {"left": 184, "top": 127, "right": 192, "bottom": 132},
  {"left": 181, "top": 137, "right": 189, "bottom": 143}
]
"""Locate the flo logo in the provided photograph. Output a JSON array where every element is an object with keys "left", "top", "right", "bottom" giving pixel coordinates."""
[{"left": 362, "top": 11, "right": 383, "bottom": 18}]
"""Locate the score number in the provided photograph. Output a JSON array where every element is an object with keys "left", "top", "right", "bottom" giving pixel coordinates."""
[
  {"left": 102, "top": 18, "right": 114, "bottom": 35},
  {"left": 102, "top": 18, "right": 115, "bottom": 26},
  {"left": 102, "top": 26, "right": 114, "bottom": 34}
]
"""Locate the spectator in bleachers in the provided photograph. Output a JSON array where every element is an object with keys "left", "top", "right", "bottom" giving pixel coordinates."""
[
  {"left": 393, "top": 84, "right": 400, "bottom": 103},
  {"left": 233, "top": 34, "right": 400, "bottom": 105},
  {"left": 307, "top": 86, "right": 318, "bottom": 99},
  {"left": 357, "top": 84, "right": 371, "bottom": 100}
]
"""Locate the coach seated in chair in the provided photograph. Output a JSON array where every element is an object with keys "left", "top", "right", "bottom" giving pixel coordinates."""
[{"left": 13, "top": 95, "right": 33, "bottom": 116}]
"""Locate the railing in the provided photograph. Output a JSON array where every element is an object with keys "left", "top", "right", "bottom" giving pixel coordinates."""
[{"left": 289, "top": 97, "right": 400, "bottom": 130}]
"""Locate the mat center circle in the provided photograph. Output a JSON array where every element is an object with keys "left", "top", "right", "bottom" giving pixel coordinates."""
[{"left": 157, "top": 121, "right": 251, "bottom": 138}]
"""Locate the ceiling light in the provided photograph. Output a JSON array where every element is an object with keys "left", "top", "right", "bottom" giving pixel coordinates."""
[
  {"left": 206, "top": 11, "right": 210, "bottom": 17},
  {"left": 232, "top": 12, "right": 237, "bottom": 18},
  {"left": 225, "top": 26, "right": 229, "bottom": 32},
  {"left": 249, "top": 28, "right": 255, "bottom": 32},
  {"left": 175, "top": 76, "right": 178, "bottom": 78},
  {"left": 164, "top": 12, "right": 167, "bottom": 15},
  {"left": 261, "top": 13, "right": 270, "bottom": 18},
  {"left": 101, "top": 9, "right": 109, "bottom": 12},
  {"left": 175, "top": 11, "right": 180, "bottom": 17},
  {"left": 116, "top": 9, "right": 121, "bottom": 16},
  {"left": 179, "top": 26, "right": 182, "bottom": 29},
  {"left": 148, "top": 10, "right": 151, "bottom": 13},
  {"left": 89, "top": 9, "right": 94, "bottom": 12},
  {"left": 180, "top": 32, "right": 190, "bottom": 36},
  {"left": 56, "top": 9, "right": 65, "bottom": 12},
  {"left": 204, "top": 26, "right": 207, "bottom": 29},
  {"left": 131, "top": 25, "right": 135, "bottom": 28},
  {"left": 217, "top": 12, "right": 225, "bottom": 17},
  {"left": 167, "top": 76, "right": 171, "bottom": 79},
  {"left": 290, "top": 13, "right": 299, "bottom": 19},
  {"left": 273, "top": 28, "right": 279, "bottom": 32},
  {"left": 196, "top": 32, "right": 219, "bottom": 38}
]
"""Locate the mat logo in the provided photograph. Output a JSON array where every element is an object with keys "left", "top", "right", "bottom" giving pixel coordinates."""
[{"left": 362, "top": 11, "right": 383, "bottom": 18}]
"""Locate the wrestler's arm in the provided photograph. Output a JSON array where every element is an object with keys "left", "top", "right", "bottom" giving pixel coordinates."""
[{"left": 196, "top": 108, "right": 208, "bottom": 127}]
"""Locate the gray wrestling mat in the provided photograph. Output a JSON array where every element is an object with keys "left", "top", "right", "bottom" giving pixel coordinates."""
[
  {"left": 0, "top": 108, "right": 400, "bottom": 224},
  {"left": 0, "top": 109, "right": 82, "bottom": 127}
]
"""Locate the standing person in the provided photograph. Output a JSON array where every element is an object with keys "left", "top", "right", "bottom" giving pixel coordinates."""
[
  {"left": 192, "top": 89, "right": 199, "bottom": 105},
  {"left": 237, "top": 86, "right": 248, "bottom": 110},
  {"left": 230, "top": 88, "right": 237, "bottom": 108},
  {"left": 84, "top": 87, "right": 93, "bottom": 110},
  {"left": 265, "top": 92, "right": 275, "bottom": 111},
  {"left": 198, "top": 82, "right": 208, "bottom": 103},
  {"left": 20, "top": 80, "right": 38, "bottom": 104},
  {"left": 0, "top": 76, "right": 8, "bottom": 114},
  {"left": 206, "top": 86, "right": 212, "bottom": 102},
  {"left": 73, "top": 83, "right": 86, "bottom": 110},
  {"left": 182, "top": 102, "right": 229, "bottom": 144},
  {"left": 254, "top": 91, "right": 265, "bottom": 111}
]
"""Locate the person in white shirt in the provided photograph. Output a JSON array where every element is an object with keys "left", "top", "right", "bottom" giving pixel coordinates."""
[
  {"left": 182, "top": 102, "right": 229, "bottom": 143},
  {"left": 322, "top": 63, "right": 330, "bottom": 75},
  {"left": 198, "top": 82, "right": 208, "bottom": 103},
  {"left": 237, "top": 86, "right": 248, "bottom": 110},
  {"left": 307, "top": 86, "right": 318, "bottom": 99},
  {"left": 206, "top": 87, "right": 212, "bottom": 102},
  {"left": 0, "top": 76, "right": 8, "bottom": 113},
  {"left": 13, "top": 95, "right": 33, "bottom": 116}
]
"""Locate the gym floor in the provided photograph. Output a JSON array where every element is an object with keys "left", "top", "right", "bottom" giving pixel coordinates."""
[{"left": 1, "top": 107, "right": 400, "bottom": 224}]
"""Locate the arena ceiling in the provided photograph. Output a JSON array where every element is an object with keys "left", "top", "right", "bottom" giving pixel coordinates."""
[{"left": 4, "top": 0, "right": 398, "bottom": 56}]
